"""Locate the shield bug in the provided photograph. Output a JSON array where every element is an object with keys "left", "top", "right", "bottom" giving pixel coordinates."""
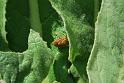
[{"left": 52, "top": 36, "right": 69, "bottom": 48}]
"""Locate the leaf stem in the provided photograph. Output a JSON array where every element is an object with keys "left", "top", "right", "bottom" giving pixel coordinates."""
[{"left": 29, "top": 0, "right": 42, "bottom": 36}]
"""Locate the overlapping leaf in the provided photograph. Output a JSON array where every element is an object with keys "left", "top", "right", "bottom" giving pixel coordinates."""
[
  {"left": 87, "top": 0, "right": 124, "bottom": 83},
  {"left": 0, "top": 30, "right": 53, "bottom": 83},
  {"left": 49, "top": 0, "right": 94, "bottom": 82}
]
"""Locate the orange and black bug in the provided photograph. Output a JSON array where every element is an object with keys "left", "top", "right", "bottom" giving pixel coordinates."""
[{"left": 52, "top": 36, "right": 69, "bottom": 48}]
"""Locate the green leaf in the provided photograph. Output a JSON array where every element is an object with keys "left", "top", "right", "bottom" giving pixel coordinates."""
[
  {"left": 87, "top": 0, "right": 124, "bottom": 83},
  {"left": 42, "top": 21, "right": 73, "bottom": 83},
  {"left": 18, "top": 29, "right": 53, "bottom": 83},
  {"left": 0, "top": 0, "right": 7, "bottom": 42},
  {"left": 0, "top": 29, "right": 53, "bottom": 83},
  {"left": 0, "top": 52, "right": 18, "bottom": 83},
  {"left": 49, "top": 0, "right": 94, "bottom": 82},
  {"left": 0, "top": 0, "right": 9, "bottom": 51},
  {"left": 44, "top": 50, "right": 73, "bottom": 83}
]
